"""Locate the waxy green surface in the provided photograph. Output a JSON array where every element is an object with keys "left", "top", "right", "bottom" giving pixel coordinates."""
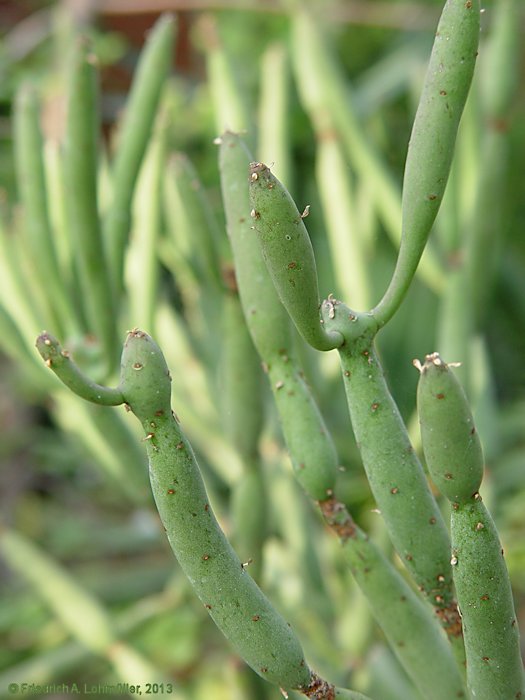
[
  {"left": 416, "top": 352, "right": 484, "bottom": 503},
  {"left": 117, "top": 331, "right": 311, "bottom": 689},
  {"left": 248, "top": 161, "right": 342, "bottom": 351},
  {"left": 373, "top": 0, "right": 480, "bottom": 326},
  {"left": 321, "top": 304, "right": 456, "bottom": 622},
  {"left": 220, "top": 133, "right": 338, "bottom": 499},
  {"left": 340, "top": 523, "right": 466, "bottom": 700},
  {"left": 36, "top": 329, "right": 312, "bottom": 690},
  {"left": 452, "top": 497, "right": 524, "bottom": 699}
]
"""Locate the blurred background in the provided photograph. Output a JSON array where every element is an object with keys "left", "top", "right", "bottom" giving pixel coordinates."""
[{"left": 0, "top": 1, "right": 524, "bottom": 698}]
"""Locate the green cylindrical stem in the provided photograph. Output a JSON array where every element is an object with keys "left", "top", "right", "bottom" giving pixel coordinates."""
[
  {"left": 160, "top": 162, "right": 222, "bottom": 375},
  {"left": 467, "top": 0, "right": 521, "bottom": 329},
  {"left": 451, "top": 496, "right": 524, "bottom": 699},
  {"left": 416, "top": 352, "right": 483, "bottom": 503},
  {"left": 105, "top": 14, "right": 175, "bottom": 294},
  {"left": 289, "top": 8, "right": 401, "bottom": 263},
  {"left": 249, "top": 161, "right": 342, "bottom": 352},
  {"left": 321, "top": 305, "right": 457, "bottom": 624},
  {"left": 65, "top": 37, "right": 117, "bottom": 365},
  {"left": 373, "top": 0, "right": 479, "bottom": 327},
  {"left": 465, "top": 130, "right": 508, "bottom": 330},
  {"left": 126, "top": 108, "right": 169, "bottom": 336},
  {"left": 266, "top": 356, "right": 338, "bottom": 500},
  {"left": 436, "top": 266, "right": 472, "bottom": 392},
  {"left": 333, "top": 689, "right": 372, "bottom": 700},
  {"left": 220, "top": 291, "right": 264, "bottom": 460},
  {"left": 13, "top": 84, "right": 75, "bottom": 337},
  {"left": 257, "top": 42, "right": 293, "bottom": 190},
  {"left": 164, "top": 151, "right": 226, "bottom": 368},
  {"left": 220, "top": 133, "right": 338, "bottom": 499},
  {"left": 223, "top": 132, "right": 465, "bottom": 688},
  {"left": 231, "top": 467, "right": 267, "bottom": 583},
  {"left": 0, "top": 214, "right": 53, "bottom": 362},
  {"left": 323, "top": 507, "right": 466, "bottom": 700},
  {"left": 316, "top": 136, "right": 371, "bottom": 312},
  {"left": 118, "top": 330, "right": 311, "bottom": 690},
  {"left": 199, "top": 14, "right": 253, "bottom": 141},
  {"left": 221, "top": 290, "right": 267, "bottom": 580},
  {"left": 35, "top": 332, "right": 124, "bottom": 406},
  {"left": 481, "top": 0, "right": 521, "bottom": 124},
  {"left": 219, "top": 133, "right": 291, "bottom": 359},
  {"left": 167, "top": 152, "right": 225, "bottom": 292},
  {"left": 416, "top": 354, "right": 523, "bottom": 696}
]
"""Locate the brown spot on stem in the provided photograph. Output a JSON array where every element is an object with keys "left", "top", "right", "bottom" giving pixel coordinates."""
[
  {"left": 301, "top": 672, "right": 335, "bottom": 700},
  {"left": 319, "top": 497, "right": 356, "bottom": 541},
  {"left": 436, "top": 602, "right": 463, "bottom": 638},
  {"left": 436, "top": 393, "right": 445, "bottom": 399}
]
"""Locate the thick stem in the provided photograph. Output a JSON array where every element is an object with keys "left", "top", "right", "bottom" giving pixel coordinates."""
[
  {"left": 321, "top": 302, "right": 459, "bottom": 636},
  {"left": 451, "top": 497, "right": 524, "bottom": 699},
  {"left": 318, "top": 497, "right": 466, "bottom": 700},
  {"left": 249, "top": 161, "right": 343, "bottom": 351}
]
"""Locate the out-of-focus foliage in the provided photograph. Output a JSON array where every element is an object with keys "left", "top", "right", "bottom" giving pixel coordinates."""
[{"left": 0, "top": 1, "right": 524, "bottom": 698}]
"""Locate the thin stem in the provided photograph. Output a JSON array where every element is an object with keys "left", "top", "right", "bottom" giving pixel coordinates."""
[{"left": 35, "top": 332, "right": 124, "bottom": 406}]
